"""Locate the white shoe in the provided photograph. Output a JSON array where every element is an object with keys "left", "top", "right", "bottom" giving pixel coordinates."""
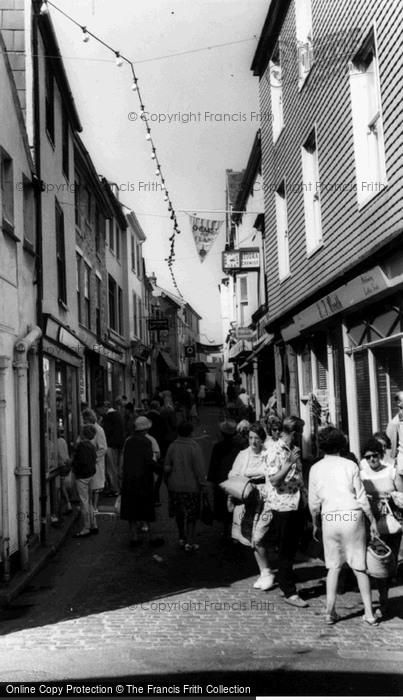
[
  {"left": 253, "top": 576, "right": 263, "bottom": 589},
  {"left": 259, "top": 573, "right": 275, "bottom": 591}
]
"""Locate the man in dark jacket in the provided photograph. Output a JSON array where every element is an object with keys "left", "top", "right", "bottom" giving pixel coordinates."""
[{"left": 97, "top": 401, "right": 125, "bottom": 496}]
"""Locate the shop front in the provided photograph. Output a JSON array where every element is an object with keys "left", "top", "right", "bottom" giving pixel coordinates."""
[{"left": 279, "top": 262, "right": 403, "bottom": 460}]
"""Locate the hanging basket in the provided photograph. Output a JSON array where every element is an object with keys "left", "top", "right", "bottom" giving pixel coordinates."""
[{"left": 366, "top": 537, "right": 394, "bottom": 579}]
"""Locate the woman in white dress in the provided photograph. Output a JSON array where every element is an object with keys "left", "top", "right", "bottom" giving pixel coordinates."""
[
  {"left": 309, "top": 426, "right": 379, "bottom": 625},
  {"left": 360, "top": 437, "right": 403, "bottom": 617},
  {"left": 227, "top": 423, "right": 274, "bottom": 591}
]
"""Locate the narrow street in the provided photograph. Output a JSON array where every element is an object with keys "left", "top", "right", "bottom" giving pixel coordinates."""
[{"left": 0, "top": 407, "right": 402, "bottom": 693}]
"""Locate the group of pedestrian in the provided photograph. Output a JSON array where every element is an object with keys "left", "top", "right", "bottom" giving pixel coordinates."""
[
  {"left": 225, "top": 382, "right": 255, "bottom": 423},
  {"left": 208, "top": 408, "right": 403, "bottom": 624}
]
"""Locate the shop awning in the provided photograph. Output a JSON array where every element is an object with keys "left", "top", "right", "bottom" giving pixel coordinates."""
[
  {"left": 158, "top": 350, "right": 177, "bottom": 370},
  {"left": 238, "top": 333, "right": 274, "bottom": 369}
]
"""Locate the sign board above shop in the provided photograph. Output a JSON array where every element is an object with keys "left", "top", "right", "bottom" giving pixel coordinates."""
[
  {"left": 235, "top": 327, "right": 255, "bottom": 340},
  {"left": 281, "top": 265, "right": 390, "bottom": 341}
]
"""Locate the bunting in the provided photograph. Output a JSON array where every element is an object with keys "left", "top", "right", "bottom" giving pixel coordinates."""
[{"left": 189, "top": 215, "right": 223, "bottom": 263}]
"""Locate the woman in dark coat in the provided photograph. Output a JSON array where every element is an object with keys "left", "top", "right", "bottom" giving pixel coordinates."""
[
  {"left": 120, "top": 421, "right": 164, "bottom": 548},
  {"left": 207, "top": 420, "right": 240, "bottom": 539}
]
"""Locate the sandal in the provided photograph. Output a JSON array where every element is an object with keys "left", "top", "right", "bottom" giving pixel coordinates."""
[
  {"left": 179, "top": 539, "right": 187, "bottom": 548},
  {"left": 184, "top": 543, "right": 199, "bottom": 552},
  {"left": 325, "top": 613, "right": 341, "bottom": 625}
]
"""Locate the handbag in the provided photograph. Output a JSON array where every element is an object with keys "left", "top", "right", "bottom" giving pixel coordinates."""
[
  {"left": 378, "top": 499, "right": 402, "bottom": 536},
  {"left": 219, "top": 475, "right": 255, "bottom": 502},
  {"left": 366, "top": 537, "right": 394, "bottom": 579},
  {"left": 200, "top": 493, "right": 214, "bottom": 526}
]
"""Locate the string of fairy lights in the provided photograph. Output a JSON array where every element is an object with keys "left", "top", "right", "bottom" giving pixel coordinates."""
[{"left": 40, "top": 0, "right": 183, "bottom": 297}]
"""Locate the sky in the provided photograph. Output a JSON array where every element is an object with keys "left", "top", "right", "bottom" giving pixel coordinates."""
[{"left": 50, "top": 0, "right": 269, "bottom": 344}]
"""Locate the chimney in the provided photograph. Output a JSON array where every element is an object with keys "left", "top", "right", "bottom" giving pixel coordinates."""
[
  {"left": 0, "top": 1, "right": 26, "bottom": 117},
  {"left": 148, "top": 272, "right": 157, "bottom": 287}
]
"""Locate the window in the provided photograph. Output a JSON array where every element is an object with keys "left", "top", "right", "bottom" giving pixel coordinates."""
[
  {"left": 116, "top": 223, "right": 120, "bottom": 261},
  {"left": 23, "top": 175, "right": 35, "bottom": 247},
  {"left": 276, "top": 181, "right": 290, "bottom": 279},
  {"left": 108, "top": 275, "right": 116, "bottom": 330},
  {"left": 136, "top": 242, "right": 141, "bottom": 277},
  {"left": 109, "top": 219, "right": 114, "bottom": 252},
  {"left": 45, "top": 58, "right": 54, "bottom": 142},
  {"left": 118, "top": 286, "right": 123, "bottom": 336},
  {"left": 1, "top": 149, "right": 14, "bottom": 233},
  {"left": 84, "top": 263, "right": 91, "bottom": 328},
  {"left": 76, "top": 254, "right": 82, "bottom": 323},
  {"left": 349, "top": 33, "right": 387, "bottom": 205},
  {"left": 55, "top": 201, "right": 67, "bottom": 304},
  {"left": 131, "top": 234, "right": 135, "bottom": 271},
  {"left": 133, "top": 292, "right": 138, "bottom": 336},
  {"left": 96, "top": 276, "right": 101, "bottom": 337},
  {"left": 270, "top": 41, "right": 284, "bottom": 142},
  {"left": 95, "top": 207, "right": 102, "bottom": 255},
  {"left": 62, "top": 108, "right": 69, "bottom": 179},
  {"left": 138, "top": 296, "right": 143, "bottom": 339},
  {"left": 295, "top": 0, "right": 313, "bottom": 87},
  {"left": 75, "top": 172, "right": 81, "bottom": 229},
  {"left": 302, "top": 128, "right": 322, "bottom": 253},
  {"left": 85, "top": 188, "right": 92, "bottom": 223},
  {"left": 239, "top": 275, "right": 248, "bottom": 326}
]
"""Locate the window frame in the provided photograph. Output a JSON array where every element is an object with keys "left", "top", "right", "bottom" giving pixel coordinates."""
[
  {"left": 275, "top": 180, "right": 290, "bottom": 281},
  {"left": 55, "top": 200, "right": 67, "bottom": 305}
]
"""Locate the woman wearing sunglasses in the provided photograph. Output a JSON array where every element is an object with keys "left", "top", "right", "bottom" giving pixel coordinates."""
[{"left": 360, "top": 438, "right": 403, "bottom": 617}]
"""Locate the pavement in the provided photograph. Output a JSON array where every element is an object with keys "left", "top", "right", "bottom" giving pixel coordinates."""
[{"left": 0, "top": 406, "right": 402, "bottom": 694}]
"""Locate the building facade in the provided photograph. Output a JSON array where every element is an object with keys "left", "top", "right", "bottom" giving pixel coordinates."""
[{"left": 252, "top": 0, "right": 403, "bottom": 457}]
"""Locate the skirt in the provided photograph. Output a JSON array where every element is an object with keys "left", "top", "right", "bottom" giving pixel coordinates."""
[
  {"left": 322, "top": 509, "right": 366, "bottom": 570},
  {"left": 168, "top": 491, "right": 200, "bottom": 520}
]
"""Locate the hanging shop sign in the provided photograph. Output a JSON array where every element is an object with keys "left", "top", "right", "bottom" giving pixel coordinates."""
[
  {"left": 190, "top": 216, "right": 223, "bottom": 263},
  {"left": 235, "top": 327, "right": 255, "bottom": 340},
  {"left": 147, "top": 318, "right": 169, "bottom": 331},
  {"left": 184, "top": 344, "right": 196, "bottom": 357},
  {"left": 222, "top": 248, "right": 260, "bottom": 272}
]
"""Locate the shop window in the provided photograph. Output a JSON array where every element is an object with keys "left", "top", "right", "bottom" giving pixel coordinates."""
[
  {"left": 349, "top": 30, "right": 387, "bottom": 206},
  {"left": 295, "top": 0, "right": 314, "bottom": 88},
  {"left": 354, "top": 350, "right": 372, "bottom": 446},
  {"left": 302, "top": 128, "right": 322, "bottom": 253},
  {"left": 270, "top": 41, "right": 284, "bottom": 142},
  {"left": 276, "top": 181, "right": 290, "bottom": 280},
  {"left": 1, "top": 148, "right": 14, "bottom": 234},
  {"left": 55, "top": 201, "right": 67, "bottom": 305},
  {"left": 373, "top": 343, "right": 403, "bottom": 430}
]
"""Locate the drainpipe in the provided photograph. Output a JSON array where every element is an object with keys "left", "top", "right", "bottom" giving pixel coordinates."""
[
  {"left": 0, "top": 357, "right": 11, "bottom": 581},
  {"left": 13, "top": 325, "right": 42, "bottom": 570}
]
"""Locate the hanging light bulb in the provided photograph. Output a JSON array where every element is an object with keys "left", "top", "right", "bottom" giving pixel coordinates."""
[
  {"left": 131, "top": 79, "right": 138, "bottom": 91},
  {"left": 146, "top": 130, "right": 151, "bottom": 141},
  {"left": 155, "top": 169, "right": 160, "bottom": 176},
  {"left": 115, "top": 52, "right": 122, "bottom": 67},
  {"left": 170, "top": 213, "right": 175, "bottom": 220},
  {"left": 40, "top": 1, "right": 49, "bottom": 14},
  {"left": 151, "top": 151, "right": 156, "bottom": 159},
  {"left": 82, "top": 27, "right": 89, "bottom": 42},
  {"left": 164, "top": 193, "right": 169, "bottom": 201}
]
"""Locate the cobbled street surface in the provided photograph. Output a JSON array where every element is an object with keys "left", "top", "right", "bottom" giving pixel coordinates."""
[{"left": 0, "top": 407, "right": 402, "bottom": 693}]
